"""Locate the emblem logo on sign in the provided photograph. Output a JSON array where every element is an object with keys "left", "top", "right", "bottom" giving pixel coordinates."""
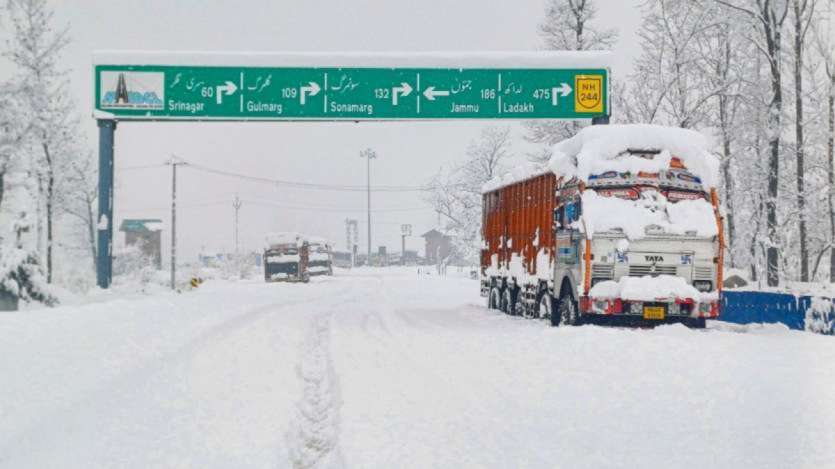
[
  {"left": 574, "top": 75, "right": 603, "bottom": 113},
  {"left": 100, "top": 71, "right": 164, "bottom": 110}
]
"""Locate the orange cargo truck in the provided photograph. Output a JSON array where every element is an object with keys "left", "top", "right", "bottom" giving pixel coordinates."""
[{"left": 480, "top": 125, "right": 723, "bottom": 327}]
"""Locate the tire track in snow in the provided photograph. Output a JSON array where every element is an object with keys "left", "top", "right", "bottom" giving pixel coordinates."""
[{"left": 287, "top": 311, "right": 343, "bottom": 469}]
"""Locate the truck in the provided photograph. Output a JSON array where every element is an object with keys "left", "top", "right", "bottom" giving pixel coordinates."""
[
  {"left": 264, "top": 232, "right": 310, "bottom": 283},
  {"left": 480, "top": 124, "right": 724, "bottom": 328},
  {"left": 307, "top": 237, "right": 334, "bottom": 276}
]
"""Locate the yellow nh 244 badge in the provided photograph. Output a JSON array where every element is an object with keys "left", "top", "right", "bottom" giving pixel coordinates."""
[{"left": 574, "top": 75, "right": 603, "bottom": 113}]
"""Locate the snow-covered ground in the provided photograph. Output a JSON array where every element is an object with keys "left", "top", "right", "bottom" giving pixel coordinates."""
[{"left": 1, "top": 267, "right": 833, "bottom": 468}]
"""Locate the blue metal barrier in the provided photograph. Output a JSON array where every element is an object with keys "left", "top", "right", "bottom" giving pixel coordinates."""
[{"left": 721, "top": 290, "right": 834, "bottom": 334}]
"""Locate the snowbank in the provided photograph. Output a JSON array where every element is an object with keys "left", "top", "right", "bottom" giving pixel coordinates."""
[
  {"left": 549, "top": 124, "right": 720, "bottom": 189},
  {"left": 805, "top": 297, "right": 834, "bottom": 335},
  {"left": 589, "top": 274, "right": 708, "bottom": 302},
  {"left": 581, "top": 190, "right": 718, "bottom": 239}
]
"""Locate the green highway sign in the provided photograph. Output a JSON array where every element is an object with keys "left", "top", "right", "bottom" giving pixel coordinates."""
[{"left": 94, "top": 65, "right": 607, "bottom": 120}]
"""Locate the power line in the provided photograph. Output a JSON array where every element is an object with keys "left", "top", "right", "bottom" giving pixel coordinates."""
[
  {"left": 118, "top": 163, "right": 167, "bottom": 171},
  {"left": 182, "top": 162, "right": 434, "bottom": 192},
  {"left": 119, "top": 197, "right": 433, "bottom": 214}
]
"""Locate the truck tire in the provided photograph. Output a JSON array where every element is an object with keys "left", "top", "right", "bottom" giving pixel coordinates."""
[
  {"left": 557, "top": 290, "right": 581, "bottom": 326},
  {"left": 537, "top": 292, "right": 554, "bottom": 322},
  {"left": 683, "top": 317, "right": 706, "bottom": 329},
  {"left": 488, "top": 286, "right": 502, "bottom": 310},
  {"left": 501, "top": 287, "right": 514, "bottom": 315}
]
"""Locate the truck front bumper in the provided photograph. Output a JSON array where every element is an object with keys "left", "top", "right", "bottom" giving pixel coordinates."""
[{"left": 580, "top": 296, "right": 720, "bottom": 319}]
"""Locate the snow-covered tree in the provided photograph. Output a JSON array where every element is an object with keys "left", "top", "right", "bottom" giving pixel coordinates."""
[
  {"left": 426, "top": 127, "right": 512, "bottom": 265},
  {"left": 526, "top": 0, "right": 617, "bottom": 162},
  {"left": 815, "top": 8, "right": 835, "bottom": 281},
  {"left": 4, "top": 0, "right": 74, "bottom": 284},
  {"left": 716, "top": 0, "right": 790, "bottom": 286},
  {"left": 0, "top": 92, "right": 54, "bottom": 306},
  {"left": 787, "top": 0, "right": 818, "bottom": 281},
  {"left": 628, "top": 0, "right": 731, "bottom": 128},
  {"left": 57, "top": 148, "right": 97, "bottom": 273}
]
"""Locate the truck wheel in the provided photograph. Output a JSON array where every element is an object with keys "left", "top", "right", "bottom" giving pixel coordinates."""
[
  {"left": 537, "top": 292, "right": 554, "bottom": 322},
  {"left": 516, "top": 291, "right": 530, "bottom": 318},
  {"left": 501, "top": 288, "right": 514, "bottom": 315},
  {"left": 683, "top": 317, "right": 706, "bottom": 329},
  {"left": 557, "top": 291, "right": 581, "bottom": 326},
  {"left": 488, "top": 287, "right": 502, "bottom": 310}
]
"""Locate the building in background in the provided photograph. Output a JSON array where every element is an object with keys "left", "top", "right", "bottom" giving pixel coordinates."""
[
  {"left": 119, "top": 219, "right": 163, "bottom": 269},
  {"left": 422, "top": 229, "right": 452, "bottom": 265}
]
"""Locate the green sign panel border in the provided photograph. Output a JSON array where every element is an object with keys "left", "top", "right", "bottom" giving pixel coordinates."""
[{"left": 94, "top": 64, "right": 608, "bottom": 121}]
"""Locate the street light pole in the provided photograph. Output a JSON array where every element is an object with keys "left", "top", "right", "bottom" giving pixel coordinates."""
[
  {"left": 233, "top": 194, "right": 242, "bottom": 254},
  {"left": 360, "top": 148, "right": 376, "bottom": 263},
  {"left": 167, "top": 155, "right": 187, "bottom": 290},
  {"left": 401, "top": 224, "right": 412, "bottom": 266}
]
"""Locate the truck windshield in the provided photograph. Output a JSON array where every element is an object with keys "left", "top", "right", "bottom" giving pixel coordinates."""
[
  {"left": 587, "top": 167, "right": 707, "bottom": 203},
  {"left": 593, "top": 186, "right": 707, "bottom": 203}
]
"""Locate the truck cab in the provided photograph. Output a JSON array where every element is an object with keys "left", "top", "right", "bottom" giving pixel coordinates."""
[
  {"left": 307, "top": 237, "right": 334, "bottom": 276},
  {"left": 264, "top": 232, "right": 310, "bottom": 283},
  {"left": 553, "top": 152, "right": 722, "bottom": 327}
]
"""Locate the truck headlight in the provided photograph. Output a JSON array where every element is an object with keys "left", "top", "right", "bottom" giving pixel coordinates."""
[{"left": 693, "top": 280, "right": 712, "bottom": 292}]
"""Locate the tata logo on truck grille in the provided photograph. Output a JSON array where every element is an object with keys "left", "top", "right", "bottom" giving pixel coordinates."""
[{"left": 645, "top": 255, "right": 664, "bottom": 263}]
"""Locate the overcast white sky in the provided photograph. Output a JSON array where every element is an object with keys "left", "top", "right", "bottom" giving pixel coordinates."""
[{"left": 1, "top": 0, "right": 644, "bottom": 261}]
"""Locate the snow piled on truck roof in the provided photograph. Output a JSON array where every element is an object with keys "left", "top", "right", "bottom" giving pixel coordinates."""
[
  {"left": 481, "top": 161, "right": 544, "bottom": 193},
  {"left": 481, "top": 124, "right": 719, "bottom": 194},
  {"left": 265, "top": 232, "right": 303, "bottom": 247},
  {"left": 549, "top": 124, "right": 720, "bottom": 189}
]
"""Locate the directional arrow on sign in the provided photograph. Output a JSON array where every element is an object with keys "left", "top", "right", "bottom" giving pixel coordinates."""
[
  {"left": 423, "top": 86, "right": 450, "bottom": 101},
  {"left": 551, "top": 82, "right": 572, "bottom": 106},
  {"left": 392, "top": 82, "right": 413, "bottom": 106},
  {"left": 300, "top": 81, "right": 321, "bottom": 105},
  {"left": 215, "top": 81, "right": 238, "bottom": 104}
]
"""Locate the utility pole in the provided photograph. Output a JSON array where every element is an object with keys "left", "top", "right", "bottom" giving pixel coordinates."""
[
  {"left": 360, "top": 148, "right": 377, "bottom": 263},
  {"left": 233, "top": 194, "right": 242, "bottom": 254},
  {"left": 167, "top": 156, "right": 187, "bottom": 290}
]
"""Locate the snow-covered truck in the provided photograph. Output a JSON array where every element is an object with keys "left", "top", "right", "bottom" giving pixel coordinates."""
[
  {"left": 307, "top": 237, "right": 334, "bottom": 276},
  {"left": 264, "top": 232, "right": 310, "bottom": 283},
  {"left": 481, "top": 124, "right": 724, "bottom": 328}
]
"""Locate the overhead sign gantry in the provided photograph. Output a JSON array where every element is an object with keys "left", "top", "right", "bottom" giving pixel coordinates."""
[{"left": 92, "top": 51, "right": 611, "bottom": 287}]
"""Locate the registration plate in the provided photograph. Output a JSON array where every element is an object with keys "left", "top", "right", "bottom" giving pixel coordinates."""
[{"left": 643, "top": 306, "right": 666, "bottom": 320}]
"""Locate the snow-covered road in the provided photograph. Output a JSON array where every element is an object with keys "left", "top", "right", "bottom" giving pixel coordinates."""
[{"left": 1, "top": 268, "right": 833, "bottom": 468}]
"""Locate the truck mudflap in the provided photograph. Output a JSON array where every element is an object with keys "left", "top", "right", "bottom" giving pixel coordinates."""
[{"left": 580, "top": 296, "right": 720, "bottom": 319}]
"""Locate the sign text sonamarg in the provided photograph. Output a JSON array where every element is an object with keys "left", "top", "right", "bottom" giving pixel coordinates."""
[{"left": 95, "top": 65, "right": 608, "bottom": 120}]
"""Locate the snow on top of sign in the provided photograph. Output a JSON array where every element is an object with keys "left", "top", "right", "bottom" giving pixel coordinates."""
[
  {"left": 481, "top": 161, "right": 547, "bottom": 193},
  {"left": 549, "top": 124, "right": 720, "bottom": 189},
  {"left": 92, "top": 50, "right": 612, "bottom": 68},
  {"left": 144, "top": 222, "right": 163, "bottom": 232},
  {"left": 580, "top": 190, "right": 717, "bottom": 239}
]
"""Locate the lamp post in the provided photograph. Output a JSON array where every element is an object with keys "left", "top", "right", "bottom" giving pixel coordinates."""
[
  {"left": 167, "top": 155, "right": 187, "bottom": 290},
  {"left": 360, "top": 148, "right": 376, "bottom": 263},
  {"left": 401, "top": 224, "right": 412, "bottom": 265}
]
